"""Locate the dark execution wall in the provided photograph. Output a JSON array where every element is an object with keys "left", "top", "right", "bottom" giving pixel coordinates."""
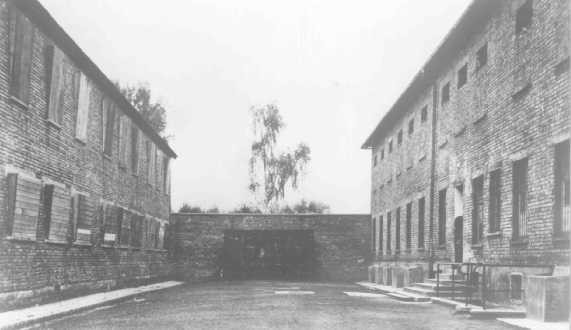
[{"left": 170, "top": 213, "right": 371, "bottom": 282}]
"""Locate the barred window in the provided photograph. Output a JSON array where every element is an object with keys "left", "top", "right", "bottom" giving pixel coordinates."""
[
  {"left": 554, "top": 140, "right": 570, "bottom": 236},
  {"left": 418, "top": 197, "right": 425, "bottom": 249},
  {"left": 472, "top": 176, "right": 484, "bottom": 244},
  {"left": 512, "top": 158, "right": 529, "bottom": 240},
  {"left": 488, "top": 169, "right": 502, "bottom": 233}
]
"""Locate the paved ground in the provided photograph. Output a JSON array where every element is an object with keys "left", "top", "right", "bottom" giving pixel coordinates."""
[{"left": 34, "top": 281, "right": 517, "bottom": 330}]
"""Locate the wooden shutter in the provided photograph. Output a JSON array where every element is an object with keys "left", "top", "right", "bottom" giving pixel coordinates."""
[
  {"left": 118, "top": 115, "right": 128, "bottom": 167},
  {"left": 47, "top": 45, "right": 65, "bottom": 124},
  {"left": 118, "top": 209, "right": 130, "bottom": 246},
  {"left": 103, "top": 104, "right": 115, "bottom": 156},
  {"left": 8, "top": 8, "right": 33, "bottom": 103},
  {"left": 75, "top": 72, "right": 90, "bottom": 140},
  {"left": 131, "top": 214, "right": 142, "bottom": 248},
  {"left": 131, "top": 125, "right": 139, "bottom": 174},
  {"left": 103, "top": 204, "right": 119, "bottom": 245},
  {"left": 5, "top": 173, "right": 41, "bottom": 240},
  {"left": 43, "top": 184, "right": 71, "bottom": 243},
  {"left": 74, "top": 194, "right": 92, "bottom": 244}
]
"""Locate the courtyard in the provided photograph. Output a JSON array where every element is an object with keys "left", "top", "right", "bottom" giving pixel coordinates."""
[{"left": 34, "top": 281, "right": 515, "bottom": 329}]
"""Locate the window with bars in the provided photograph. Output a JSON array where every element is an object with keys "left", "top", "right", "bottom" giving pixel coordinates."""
[
  {"left": 488, "top": 169, "right": 502, "bottom": 233},
  {"left": 406, "top": 202, "right": 412, "bottom": 250},
  {"left": 371, "top": 217, "right": 376, "bottom": 252},
  {"left": 379, "top": 215, "right": 383, "bottom": 255},
  {"left": 418, "top": 197, "right": 425, "bottom": 249},
  {"left": 396, "top": 207, "right": 401, "bottom": 253},
  {"left": 554, "top": 140, "right": 570, "bottom": 237},
  {"left": 387, "top": 211, "right": 392, "bottom": 253},
  {"left": 472, "top": 176, "right": 484, "bottom": 244},
  {"left": 438, "top": 189, "right": 447, "bottom": 245},
  {"left": 512, "top": 158, "right": 529, "bottom": 240}
]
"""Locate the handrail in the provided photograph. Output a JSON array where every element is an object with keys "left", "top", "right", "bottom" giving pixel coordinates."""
[{"left": 434, "top": 262, "right": 555, "bottom": 309}]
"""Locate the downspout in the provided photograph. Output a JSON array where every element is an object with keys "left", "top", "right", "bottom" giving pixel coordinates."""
[{"left": 428, "top": 82, "right": 439, "bottom": 278}]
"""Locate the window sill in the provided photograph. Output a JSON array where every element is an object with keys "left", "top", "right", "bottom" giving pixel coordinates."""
[
  {"left": 45, "top": 239, "right": 69, "bottom": 246},
  {"left": 510, "top": 237, "right": 529, "bottom": 248},
  {"left": 486, "top": 231, "right": 501, "bottom": 239},
  {"left": 72, "top": 241, "right": 92, "bottom": 247},
  {"left": 9, "top": 95, "right": 29, "bottom": 110},
  {"left": 46, "top": 119, "right": 62, "bottom": 130},
  {"left": 4, "top": 236, "right": 36, "bottom": 243}
]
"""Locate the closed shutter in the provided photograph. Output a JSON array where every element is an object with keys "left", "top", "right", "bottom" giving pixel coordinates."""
[
  {"left": 157, "top": 222, "right": 165, "bottom": 249},
  {"left": 118, "top": 209, "right": 130, "bottom": 246},
  {"left": 75, "top": 72, "right": 90, "bottom": 141},
  {"left": 5, "top": 173, "right": 41, "bottom": 240},
  {"left": 74, "top": 194, "right": 92, "bottom": 244},
  {"left": 119, "top": 116, "right": 129, "bottom": 167},
  {"left": 43, "top": 184, "right": 71, "bottom": 243},
  {"left": 8, "top": 8, "right": 33, "bottom": 103},
  {"left": 103, "top": 204, "right": 119, "bottom": 245},
  {"left": 131, "top": 125, "right": 139, "bottom": 174},
  {"left": 103, "top": 103, "right": 115, "bottom": 156},
  {"left": 131, "top": 214, "right": 143, "bottom": 248},
  {"left": 47, "top": 45, "right": 65, "bottom": 124}
]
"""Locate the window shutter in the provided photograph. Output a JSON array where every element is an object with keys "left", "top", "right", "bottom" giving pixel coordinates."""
[
  {"left": 43, "top": 184, "right": 71, "bottom": 243},
  {"left": 69, "top": 194, "right": 78, "bottom": 242},
  {"left": 103, "top": 204, "right": 118, "bottom": 245},
  {"left": 75, "top": 72, "right": 90, "bottom": 141},
  {"left": 9, "top": 9, "right": 34, "bottom": 103},
  {"left": 5, "top": 173, "right": 41, "bottom": 240},
  {"left": 47, "top": 45, "right": 65, "bottom": 124},
  {"left": 118, "top": 209, "right": 131, "bottom": 246},
  {"left": 131, "top": 214, "right": 143, "bottom": 248},
  {"left": 74, "top": 194, "right": 92, "bottom": 244},
  {"left": 103, "top": 104, "right": 115, "bottom": 156}
]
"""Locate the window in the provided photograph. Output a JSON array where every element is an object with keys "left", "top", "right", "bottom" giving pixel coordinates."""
[
  {"left": 47, "top": 45, "right": 65, "bottom": 125},
  {"left": 457, "top": 64, "right": 467, "bottom": 88},
  {"left": 40, "top": 184, "right": 71, "bottom": 243},
  {"left": 103, "top": 102, "right": 115, "bottom": 156},
  {"left": 163, "top": 156, "right": 170, "bottom": 192},
  {"left": 406, "top": 202, "right": 412, "bottom": 250},
  {"left": 71, "top": 193, "right": 91, "bottom": 244},
  {"left": 75, "top": 73, "right": 90, "bottom": 141},
  {"left": 472, "top": 176, "right": 484, "bottom": 244},
  {"left": 118, "top": 115, "right": 130, "bottom": 168},
  {"left": 395, "top": 207, "right": 401, "bottom": 253},
  {"left": 158, "top": 223, "right": 166, "bottom": 249},
  {"left": 389, "top": 139, "right": 393, "bottom": 153},
  {"left": 516, "top": 0, "right": 532, "bottom": 35},
  {"left": 371, "top": 217, "right": 376, "bottom": 252},
  {"left": 418, "top": 197, "right": 425, "bottom": 249},
  {"left": 118, "top": 209, "right": 130, "bottom": 246},
  {"left": 408, "top": 119, "right": 414, "bottom": 135},
  {"left": 488, "top": 169, "right": 502, "bottom": 233},
  {"left": 512, "top": 158, "right": 529, "bottom": 240},
  {"left": 441, "top": 82, "right": 450, "bottom": 104},
  {"left": 373, "top": 154, "right": 377, "bottom": 167},
  {"left": 476, "top": 43, "right": 488, "bottom": 70},
  {"left": 386, "top": 211, "right": 392, "bottom": 253},
  {"left": 554, "top": 140, "right": 570, "bottom": 236},
  {"left": 146, "top": 142, "right": 154, "bottom": 185},
  {"left": 380, "top": 148, "right": 385, "bottom": 160},
  {"left": 103, "top": 204, "right": 120, "bottom": 245},
  {"left": 397, "top": 130, "right": 403, "bottom": 145},
  {"left": 131, "top": 125, "right": 140, "bottom": 174},
  {"left": 379, "top": 215, "right": 383, "bottom": 255},
  {"left": 5, "top": 173, "right": 41, "bottom": 240},
  {"left": 131, "top": 214, "right": 143, "bottom": 247},
  {"left": 510, "top": 273, "right": 523, "bottom": 300},
  {"left": 438, "top": 188, "right": 447, "bottom": 245},
  {"left": 8, "top": 8, "right": 33, "bottom": 104},
  {"left": 421, "top": 106, "right": 428, "bottom": 122}
]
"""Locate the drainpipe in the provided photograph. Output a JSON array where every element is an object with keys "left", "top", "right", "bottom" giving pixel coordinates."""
[{"left": 428, "top": 82, "right": 439, "bottom": 278}]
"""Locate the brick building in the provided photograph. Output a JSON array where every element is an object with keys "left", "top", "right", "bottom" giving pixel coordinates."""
[
  {"left": 362, "top": 0, "right": 569, "bottom": 307},
  {"left": 0, "top": 0, "right": 176, "bottom": 308}
]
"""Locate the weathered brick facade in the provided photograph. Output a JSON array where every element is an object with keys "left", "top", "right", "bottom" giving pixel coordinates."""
[
  {"left": 363, "top": 0, "right": 569, "bottom": 272},
  {"left": 171, "top": 213, "right": 371, "bottom": 282},
  {"left": 0, "top": 0, "right": 176, "bottom": 309}
]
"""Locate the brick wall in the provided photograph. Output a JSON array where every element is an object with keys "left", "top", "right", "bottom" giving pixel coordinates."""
[
  {"left": 367, "top": 0, "right": 569, "bottom": 268},
  {"left": 0, "top": 0, "right": 175, "bottom": 309},
  {"left": 171, "top": 213, "right": 371, "bottom": 282}
]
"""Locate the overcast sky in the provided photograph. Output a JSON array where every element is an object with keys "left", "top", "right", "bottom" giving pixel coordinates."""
[{"left": 39, "top": 0, "right": 471, "bottom": 213}]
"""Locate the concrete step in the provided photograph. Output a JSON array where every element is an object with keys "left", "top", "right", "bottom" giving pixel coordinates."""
[
  {"left": 424, "top": 278, "right": 467, "bottom": 286},
  {"left": 436, "top": 273, "right": 465, "bottom": 281},
  {"left": 404, "top": 286, "right": 468, "bottom": 298},
  {"left": 414, "top": 282, "right": 468, "bottom": 291}
]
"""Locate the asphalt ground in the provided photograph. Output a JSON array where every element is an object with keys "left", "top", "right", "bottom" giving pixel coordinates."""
[{"left": 33, "top": 281, "right": 517, "bottom": 330}]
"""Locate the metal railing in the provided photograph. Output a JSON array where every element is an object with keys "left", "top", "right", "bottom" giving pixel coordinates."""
[{"left": 435, "top": 262, "right": 555, "bottom": 309}]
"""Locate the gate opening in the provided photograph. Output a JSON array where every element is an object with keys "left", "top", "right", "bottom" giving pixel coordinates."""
[{"left": 222, "top": 229, "right": 315, "bottom": 280}]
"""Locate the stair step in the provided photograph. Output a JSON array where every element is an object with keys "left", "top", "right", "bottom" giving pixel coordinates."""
[
  {"left": 424, "top": 278, "right": 467, "bottom": 285},
  {"left": 414, "top": 282, "right": 468, "bottom": 291},
  {"left": 404, "top": 286, "right": 469, "bottom": 298}
]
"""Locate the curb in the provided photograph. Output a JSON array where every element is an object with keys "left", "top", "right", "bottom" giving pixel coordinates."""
[{"left": 0, "top": 281, "right": 184, "bottom": 329}]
